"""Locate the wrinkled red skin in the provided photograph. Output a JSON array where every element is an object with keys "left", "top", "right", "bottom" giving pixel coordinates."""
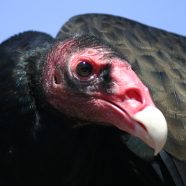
[{"left": 43, "top": 39, "right": 154, "bottom": 135}]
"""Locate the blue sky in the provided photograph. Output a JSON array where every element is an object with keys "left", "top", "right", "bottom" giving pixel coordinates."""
[{"left": 1, "top": 0, "right": 186, "bottom": 43}]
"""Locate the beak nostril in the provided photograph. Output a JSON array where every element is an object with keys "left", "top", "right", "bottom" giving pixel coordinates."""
[{"left": 125, "top": 88, "right": 143, "bottom": 104}]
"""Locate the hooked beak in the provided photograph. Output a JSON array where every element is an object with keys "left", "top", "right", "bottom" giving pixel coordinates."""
[
  {"left": 103, "top": 98, "right": 167, "bottom": 155},
  {"left": 132, "top": 106, "right": 167, "bottom": 155},
  {"left": 101, "top": 60, "right": 168, "bottom": 155}
]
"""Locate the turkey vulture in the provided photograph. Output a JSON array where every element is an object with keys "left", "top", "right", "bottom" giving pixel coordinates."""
[{"left": 0, "top": 13, "right": 186, "bottom": 186}]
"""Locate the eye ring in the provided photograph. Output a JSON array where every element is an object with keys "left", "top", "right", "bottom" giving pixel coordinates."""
[{"left": 75, "top": 61, "right": 93, "bottom": 77}]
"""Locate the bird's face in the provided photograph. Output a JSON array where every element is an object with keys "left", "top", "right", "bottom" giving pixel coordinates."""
[{"left": 42, "top": 35, "right": 167, "bottom": 155}]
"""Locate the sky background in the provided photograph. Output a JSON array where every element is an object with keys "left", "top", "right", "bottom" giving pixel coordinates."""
[{"left": 1, "top": 0, "right": 186, "bottom": 43}]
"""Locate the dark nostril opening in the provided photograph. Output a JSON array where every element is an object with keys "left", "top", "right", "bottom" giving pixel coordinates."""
[{"left": 125, "top": 88, "right": 143, "bottom": 103}]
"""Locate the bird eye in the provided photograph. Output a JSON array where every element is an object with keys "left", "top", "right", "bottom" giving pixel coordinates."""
[{"left": 76, "top": 61, "right": 93, "bottom": 77}]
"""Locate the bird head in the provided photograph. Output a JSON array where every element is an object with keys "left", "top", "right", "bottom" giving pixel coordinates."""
[{"left": 42, "top": 35, "right": 167, "bottom": 155}]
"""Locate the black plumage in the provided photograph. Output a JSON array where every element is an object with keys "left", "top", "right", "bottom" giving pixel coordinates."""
[{"left": 0, "top": 14, "right": 186, "bottom": 186}]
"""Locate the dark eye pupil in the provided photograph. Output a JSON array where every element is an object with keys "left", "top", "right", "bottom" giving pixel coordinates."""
[{"left": 76, "top": 61, "right": 93, "bottom": 77}]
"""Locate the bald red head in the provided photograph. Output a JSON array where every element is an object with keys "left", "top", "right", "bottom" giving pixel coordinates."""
[{"left": 42, "top": 35, "right": 167, "bottom": 155}]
